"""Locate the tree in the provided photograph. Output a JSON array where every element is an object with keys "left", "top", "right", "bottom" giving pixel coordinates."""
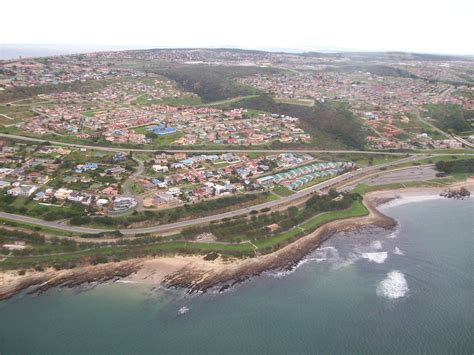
[{"left": 328, "top": 189, "right": 339, "bottom": 199}]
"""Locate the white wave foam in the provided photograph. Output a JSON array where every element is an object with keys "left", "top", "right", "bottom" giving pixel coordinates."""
[
  {"left": 370, "top": 240, "right": 383, "bottom": 250},
  {"left": 268, "top": 248, "right": 335, "bottom": 278},
  {"left": 379, "top": 194, "right": 444, "bottom": 209},
  {"left": 330, "top": 252, "right": 359, "bottom": 270},
  {"left": 376, "top": 271, "right": 409, "bottom": 299},
  {"left": 317, "top": 246, "right": 338, "bottom": 253},
  {"left": 360, "top": 252, "right": 388, "bottom": 264},
  {"left": 386, "top": 230, "right": 399, "bottom": 239},
  {"left": 393, "top": 247, "right": 404, "bottom": 255}
]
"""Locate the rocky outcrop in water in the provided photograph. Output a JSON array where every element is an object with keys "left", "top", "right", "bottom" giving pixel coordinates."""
[{"left": 440, "top": 187, "right": 471, "bottom": 200}]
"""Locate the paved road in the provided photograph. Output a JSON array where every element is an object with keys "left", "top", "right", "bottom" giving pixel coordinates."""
[
  {"left": 363, "top": 165, "right": 439, "bottom": 185},
  {"left": 3, "top": 132, "right": 471, "bottom": 156},
  {"left": 0, "top": 155, "right": 422, "bottom": 236},
  {"left": 121, "top": 156, "right": 145, "bottom": 197}
]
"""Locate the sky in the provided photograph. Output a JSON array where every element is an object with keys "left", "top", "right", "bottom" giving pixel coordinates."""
[{"left": 1, "top": 0, "right": 473, "bottom": 55}]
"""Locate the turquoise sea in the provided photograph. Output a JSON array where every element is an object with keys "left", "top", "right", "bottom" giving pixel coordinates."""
[{"left": 0, "top": 197, "right": 472, "bottom": 354}]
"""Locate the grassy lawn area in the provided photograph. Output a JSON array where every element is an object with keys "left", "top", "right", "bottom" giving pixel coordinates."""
[
  {"left": 129, "top": 182, "right": 145, "bottom": 195},
  {"left": 81, "top": 111, "right": 96, "bottom": 117},
  {"left": 264, "top": 193, "right": 280, "bottom": 202},
  {"left": 272, "top": 186, "right": 294, "bottom": 197},
  {"left": 299, "top": 200, "right": 368, "bottom": 231},
  {"left": 254, "top": 200, "right": 368, "bottom": 250},
  {"left": 351, "top": 179, "right": 455, "bottom": 195},
  {"left": 212, "top": 161, "right": 230, "bottom": 168}
]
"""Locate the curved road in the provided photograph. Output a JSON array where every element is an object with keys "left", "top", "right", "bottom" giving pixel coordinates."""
[
  {"left": 120, "top": 155, "right": 145, "bottom": 210},
  {"left": 0, "top": 155, "right": 423, "bottom": 236}
]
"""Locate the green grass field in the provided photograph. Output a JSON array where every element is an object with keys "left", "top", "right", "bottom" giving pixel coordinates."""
[{"left": 272, "top": 186, "right": 294, "bottom": 197}]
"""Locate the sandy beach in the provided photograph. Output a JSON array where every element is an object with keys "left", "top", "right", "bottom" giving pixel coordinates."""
[{"left": 1, "top": 180, "right": 472, "bottom": 299}]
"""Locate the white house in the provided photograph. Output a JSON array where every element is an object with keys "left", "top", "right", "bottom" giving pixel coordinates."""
[
  {"left": 152, "top": 164, "right": 169, "bottom": 173},
  {"left": 7, "top": 185, "right": 37, "bottom": 197},
  {"left": 67, "top": 192, "right": 92, "bottom": 205},
  {"left": 54, "top": 188, "right": 73, "bottom": 200}
]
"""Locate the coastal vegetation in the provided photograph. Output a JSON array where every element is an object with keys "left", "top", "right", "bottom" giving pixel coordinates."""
[
  {"left": 435, "top": 158, "right": 474, "bottom": 174},
  {"left": 0, "top": 192, "right": 368, "bottom": 271},
  {"left": 181, "top": 192, "right": 360, "bottom": 244}
]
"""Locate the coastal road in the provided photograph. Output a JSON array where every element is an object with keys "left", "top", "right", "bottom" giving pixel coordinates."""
[
  {"left": 2, "top": 132, "right": 474, "bottom": 156},
  {"left": 0, "top": 155, "right": 423, "bottom": 236}
]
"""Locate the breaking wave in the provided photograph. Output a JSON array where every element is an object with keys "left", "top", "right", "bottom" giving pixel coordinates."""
[
  {"left": 267, "top": 245, "right": 362, "bottom": 278},
  {"left": 268, "top": 247, "right": 336, "bottom": 278},
  {"left": 370, "top": 240, "right": 383, "bottom": 250},
  {"left": 393, "top": 247, "right": 404, "bottom": 255},
  {"left": 360, "top": 252, "right": 388, "bottom": 264},
  {"left": 376, "top": 271, "right": 409, "bottom": 299},
  {"left": 386, "top": 230, "right": 399, "bottom": 239}
]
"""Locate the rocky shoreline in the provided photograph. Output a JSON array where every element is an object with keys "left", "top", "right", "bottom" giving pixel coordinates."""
[
  {"left": 162, "top": 195, "right": 396, "bottom": 293},
  {"left": 2, "top": 182, "right": 472, "bottom": 301},
  {"left": 0, "top": 260, "right": 141, "bottom": 301}
]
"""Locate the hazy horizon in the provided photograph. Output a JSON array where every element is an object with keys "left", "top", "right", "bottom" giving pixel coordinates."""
[
  {"left": 1, "top": 43, "right": 473, "bottom": 61},
  {"left": 1, "top": 0, "right": 473, "bottom": 57}
]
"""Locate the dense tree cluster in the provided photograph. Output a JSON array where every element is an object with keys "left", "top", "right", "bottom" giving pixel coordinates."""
[
  {"left": 435, "top": 159, "right": 474, "bottom": 173},
  {"left": 231, "top": 95, "right": 368, "bottom": 149},
  {"left": 154, "top": 64, "right": 277, "bottom": 102}
]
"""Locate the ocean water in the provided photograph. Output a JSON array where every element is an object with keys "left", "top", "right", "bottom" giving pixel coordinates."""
[{"left": 0, "top": 198, "right": 472, "bottom": 354}]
